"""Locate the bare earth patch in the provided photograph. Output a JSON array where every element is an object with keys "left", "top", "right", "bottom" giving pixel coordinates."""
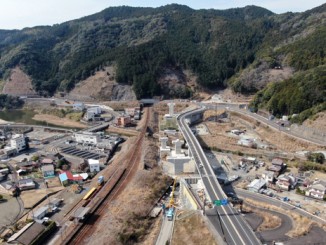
[
  {"left": 2, "top": 67, "right": 37, "bottom": 96},
  {"left": 67, "top": 66, "right": 136, "bottom": 101},
  {"left": 303, "top": 112, "right": 326, "bottom": 132},
  {"left": 242, "top": 204, "right": 281, "bottom": 231},
  {"left": 172, "top": 213, "right": 218, "bottom": 245},
  {"left": 32, "top": 114, "right": 87, "bottom": 128}
]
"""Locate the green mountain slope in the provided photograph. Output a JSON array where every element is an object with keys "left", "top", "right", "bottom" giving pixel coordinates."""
[{"left": 0, "top": 3, "right": 325, "bottom": 119}]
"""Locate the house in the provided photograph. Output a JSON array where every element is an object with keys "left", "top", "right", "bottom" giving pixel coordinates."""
[
  {"left": 262, "top": 171, "right": 275, "bottom": 183},
  {"left": 267, "top": 158, "right": 286, "bottom": 176},
  {"left": 7, "top": 222, "right": 46, "bottom": 244},
  {"left": 116, "top": 116, "right": 131, "bottom": 127},
  {"left": 41, "top": 158, "right": 53, "bottom": 165},
  {"left": 17, "top": 178, "right": 36, "bottom": 191},
  {"left": 10, "top": 134, "right": 26, "bottom": 152},
  {"left": 125, "top": 108, "right": 136, "bottom": 116},
  {"left": 272, "top": 158, "right": 286, "bottom": 169},
  {"left": 305, "top": 180, "right": 326, "bottom": 200},
  {"left": 41, "top": 164, "right": 55, "bottom": 178},
  {"left": 16, "top": 161, "right": 39, "bottom": 173},
  {"left": 241, "top": 157, "right": 257, "bottom": 165},
  {"left": 59, "top": 171, "right": 84, "bottom": 185},
  {"left": 73, "top": 102, "right": 85, "bottom": 111},
  {"left": 267, "top": 165, "right": 282, "bottom": 176},
  {"left": 247, "top": 179, "right": 266, "bottom": 192},
  {"left": 88, "top": 159, "right": 100, "bottom": 173},
  {"left": 276, "top": 173, "right": 297, "bottom": 191}
]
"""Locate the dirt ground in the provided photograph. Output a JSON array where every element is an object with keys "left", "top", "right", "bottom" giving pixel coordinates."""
[
  {"left": 172, "top": 213, "right": 218, "bottom": 245},
  {"left": 1, "top": 67, "right": 37, "bottom": 96},
  {"left": 20, "top": 186, "right": 64, "bottom": 209},
  {"left": 32, "top": 114, "right": 87, "bottom": 128},
  {"left": 303, "top": 112, "right": 326, "bottom": 132},
  {"left": 200, "top": 112, "right": 324, "bottom": 157},
  {"left": 66, "top": 66, "right": 136, "bottom": 101}
]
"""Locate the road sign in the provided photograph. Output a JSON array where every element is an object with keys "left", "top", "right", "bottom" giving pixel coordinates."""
[
  {"left": 214, "top": 200, "right": 222, "bottom": 206},
  {"left": 214, "top": 199, "right": 228, "bottom": 206},
  {"left": 221, "top": 199, "right": 228, "bottom": 205}
]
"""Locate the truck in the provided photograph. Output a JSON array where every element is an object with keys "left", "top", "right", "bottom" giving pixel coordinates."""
[{"left": 166, "top": 207, "right": 174, "bottom": 221}]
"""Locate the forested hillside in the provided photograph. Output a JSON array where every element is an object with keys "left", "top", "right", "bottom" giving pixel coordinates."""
[{"left": 0, "top": 4, "right": 325, "bottom": 119}]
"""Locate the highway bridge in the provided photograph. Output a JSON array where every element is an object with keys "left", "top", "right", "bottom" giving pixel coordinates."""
[{"left": 178, "top": 107, "right": 261, "bottom": 245}]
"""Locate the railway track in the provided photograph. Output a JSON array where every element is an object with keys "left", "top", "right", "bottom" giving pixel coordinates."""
[{"left": 65, "top": 107, "right": 151, "bottom": 244}]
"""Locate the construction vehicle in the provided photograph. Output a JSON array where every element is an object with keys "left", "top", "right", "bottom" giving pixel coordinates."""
[{"left": 166, "top": 178, "right": 177, "bottom": 221}]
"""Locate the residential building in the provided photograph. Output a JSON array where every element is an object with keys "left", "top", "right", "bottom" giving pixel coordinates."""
[
  {"left": 276, "top": 173, "right": 297, "bottom": 191},
  {"left": 74, "top": 132, "right": 101, "bottom": 145},
  {"left": 116, "top": 116, "right": 131, "bottom": 127},
  {"left": 10, "top": 134, "right": 26, "bottom": 152},
  {"left": 305, "top": 180, "right": 326, "bottom": 200},
  {"left": 41, "top": 158, "right": 53, "bottom": 165},
  {"left": 17, "top": 178, "right": 36, "bottom": 191},
  {"left": 247, "top": 179, "right": 266, "bottom": 193},
  {"left": 58, "top": 171, "right": 84, "bottom": 185},
  {"left": 41, "top": 164, "right": 55, "bottom": 178},
  {"left": 125, "top": 108, "right": 136, "bottom": 116},
  {"left": 272, "top": 158, "right": 286, "bottom": 169},
  {"left": 262, "top": 171, "right": 275, "bottom": 183}
]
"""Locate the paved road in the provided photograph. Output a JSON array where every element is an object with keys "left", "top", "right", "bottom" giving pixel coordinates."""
[
  {"left": 200, "top": 102, "right": 326, "bottom": 146},
  {"left": 155, "top": 216, "right": 174, "bottom": 245},
  {"left": 235, "top": 188, "right": 326, "bottom": 225},
  {"left": 178, "top": 108, "right": 261, "bottom": 245}
]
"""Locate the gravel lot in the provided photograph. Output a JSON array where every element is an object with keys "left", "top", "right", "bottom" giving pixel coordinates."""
[{"left": 0, "top": 196, "right": 21, "bottom": 227}]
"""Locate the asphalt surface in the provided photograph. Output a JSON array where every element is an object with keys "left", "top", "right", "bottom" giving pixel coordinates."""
[
  {"left": 178, "top": 108, "right": 261, "bottom": 245},
  {"left": 235, "top": 189, "right": 326, "bottom": 225},
  {"left": 244, "top": 203, "right": 292, "bottom": 243}
]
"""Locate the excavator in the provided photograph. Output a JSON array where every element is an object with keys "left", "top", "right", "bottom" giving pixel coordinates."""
[{"left": 166, "top": 178, "right": 177, "bottom": 221}]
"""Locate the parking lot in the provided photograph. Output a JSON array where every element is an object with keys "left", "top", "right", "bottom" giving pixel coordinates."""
[{"left": 60, "top": 146, "right": 106, "bottom": 160}]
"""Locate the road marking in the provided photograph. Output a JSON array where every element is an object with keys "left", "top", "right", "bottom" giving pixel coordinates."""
[{"left": 180, "top": 111, "right": 260, "bottom": 245}]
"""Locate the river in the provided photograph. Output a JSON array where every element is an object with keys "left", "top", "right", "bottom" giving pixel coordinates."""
[{"left": 0, "top": 110, "right": 77, "bottom": 129}]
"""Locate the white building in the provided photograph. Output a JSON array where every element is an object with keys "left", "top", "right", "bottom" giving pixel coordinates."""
[
  {"left": 88, "top": 159, "right": 100, "bottom": 173},
  {"left": 247, "top": 179, "right": 266, "bottom": 193},
  {"left": 73, "top": 102, "right": 85, "bottom": 111},
  {"left": 74, "top": 132, "right": 100, "bottom": 145},
  {"left": 84, "top": 106, "right": 102, "bottom": 121},
  {"left": 10, "top": 134, "right": 26, "bottom": 152},
  {"left": 88, "top": 106, "right": 101, "bottom": 114}
]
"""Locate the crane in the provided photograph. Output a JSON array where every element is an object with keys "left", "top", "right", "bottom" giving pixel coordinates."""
[{"left": 166, "top": 178, "right": 177, "bottom": 221}]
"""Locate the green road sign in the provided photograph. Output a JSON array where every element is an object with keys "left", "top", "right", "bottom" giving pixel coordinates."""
[{"left": 214, "top": 200, "right": 222, "bottom": 206}]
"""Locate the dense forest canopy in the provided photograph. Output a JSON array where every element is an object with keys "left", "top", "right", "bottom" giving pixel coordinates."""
[{"left": 0, "top": 3, "right": 325, "bottom": 118}]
